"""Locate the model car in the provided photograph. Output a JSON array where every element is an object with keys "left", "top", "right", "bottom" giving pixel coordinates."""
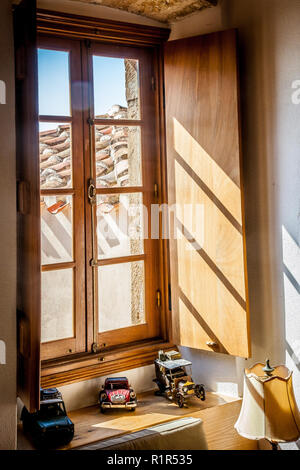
[
  {"left": 99, "top": 377, "right": 137, "bottom": 413},
  {"left": 21, "top": 388, "right": 74, "bottom": 448},
  {"left": 153, "top": 350, "right": 205, "bottom": 408}
]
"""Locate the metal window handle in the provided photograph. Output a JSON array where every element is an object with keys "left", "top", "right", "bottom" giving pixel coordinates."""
[{"left": 88, "top": 179, "right": 96, "bottom": 205}]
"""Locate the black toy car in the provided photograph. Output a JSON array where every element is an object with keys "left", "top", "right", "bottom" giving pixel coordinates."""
[
  {"left": 153, "top": 350, "right": 205, "bottom": 408},
  {"left": 21, "top": 388, "right": 74, "bottom": 448}
]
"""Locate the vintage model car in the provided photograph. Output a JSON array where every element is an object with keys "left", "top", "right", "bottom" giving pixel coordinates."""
[
  {"left": 99, "top": 377, "right": 137, "bottom": 413},
  {"left": 153, "top": 350, "right": 205, "bottom": 408},
  {"left": 21, "top": 388, "right": 74, "bottom": 448}
]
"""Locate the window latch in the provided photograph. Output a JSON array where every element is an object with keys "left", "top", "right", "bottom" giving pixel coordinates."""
[{"left": 88, "top": 178, "right": 96, "bottom": 205}]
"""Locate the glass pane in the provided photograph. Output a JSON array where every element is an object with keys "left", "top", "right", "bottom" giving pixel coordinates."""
[
  {"left": 98, "top": 261, "right": 145, "bottom": 332},
  {"left": 38, "top": 49, "right": 71, "bottom": 116},
  {"left": 41, "top": 268, "right": 74, "bottom": 342},
  {"left": 95, "top": 125, "right": 142, "bottom": 188},
  {"left": 93, "top": 56, "right": 140, "bottom": 119},
  {"left": 41, "top": 195, "right": 73, "bottom": 265},
  {"left": 39, "top": 123, "right": 72, "bottom": 189},
  {"left": 97, "top": 193, "right": 144, "bottom": 259}
]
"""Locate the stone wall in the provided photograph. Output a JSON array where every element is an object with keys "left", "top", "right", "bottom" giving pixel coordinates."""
[{"left": 125, "top": 58, "right": 145, "bottom": 325}]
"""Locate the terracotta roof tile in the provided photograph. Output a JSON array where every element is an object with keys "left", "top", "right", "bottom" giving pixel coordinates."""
[{"left": 39, "top": 105, "right": 131, "bottom": 205}]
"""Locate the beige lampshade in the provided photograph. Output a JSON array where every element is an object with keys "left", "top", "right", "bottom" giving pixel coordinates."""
[{"left": 235, "top": 363, "right": 300, "bottom": 443}]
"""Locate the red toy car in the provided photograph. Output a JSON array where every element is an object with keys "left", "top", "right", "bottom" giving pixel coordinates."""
[{"left": 99, "top": 377, "right": 137, "bottom": 413}]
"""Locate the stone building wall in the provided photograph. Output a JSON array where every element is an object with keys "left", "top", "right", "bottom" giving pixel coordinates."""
[{"left": 125, "top": 59, "right": 145, "bottom": 326}]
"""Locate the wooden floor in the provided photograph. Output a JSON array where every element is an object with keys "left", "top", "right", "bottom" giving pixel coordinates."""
[{"left": 18, "top": 391, "right": 258, "bottom": 450}]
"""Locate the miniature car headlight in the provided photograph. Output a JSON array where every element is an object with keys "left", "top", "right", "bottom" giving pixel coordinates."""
[{"left": 130, "top": 391, "right": 136, "bottom": 399}]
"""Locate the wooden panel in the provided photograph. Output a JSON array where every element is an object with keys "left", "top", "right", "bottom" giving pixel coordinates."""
[
  {"left": 41, "top": 341, "right": 175, "bottom": 388},
  {"left": 14, "top": 0, "right": 41, "bottom": 412},
  {"left": 164, "top": 30, "right": 251, "bottom": 358},
  {"left": 18, "top": 392, "right": 258, "bottom": 450},
  {"left": 36, "top": 9, "right": 170, "bottom": 46},
  {"left": 38, "top": 35, "right": 87, "bottom": 361}
]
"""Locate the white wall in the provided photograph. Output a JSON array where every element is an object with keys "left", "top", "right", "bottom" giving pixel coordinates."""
[
  {"left": 169, "top": 0, "right": 225, "bottom": 40},
  {"left": 0, "top": 0, "right": 17, "bottom": 450},
  {"left": 171, "top": 0, "right": 300, "bottom": 449},
  {"left": 59, "top": 365, "right": 156, "bottom": 412}
]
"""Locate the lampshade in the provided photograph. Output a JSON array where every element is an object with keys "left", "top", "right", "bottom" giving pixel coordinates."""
[{"left": 235, "top": 362, "right": 300, "bottom": 443}]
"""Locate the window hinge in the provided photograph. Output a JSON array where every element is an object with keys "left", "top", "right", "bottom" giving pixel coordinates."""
[
  {"left": 151, "top": 76, "right": 156, "bottom": 92},
  {"left": 88, "top": 178, "right": 96, "bottom": 205},
  {"left": 154, "top": 183, "right": 159, "bottom": 198},
  {"left": 87, "top": 117, "right": 94, "bottom": 126},
  {"left": 162, "top": 84, "right": 166, "bottom": 110},
  {"left": 17, "top": 180, "right": 30, "bottom": 215},
  {"left": 90, "top": 258, "right": 98, "bottom": 267},
  {"left": 156, "top": 289, "right": 161, "bottom": 308},
  {"left": 91, "top": 342, "right": 99, "bottom": 353},
  {"left": 168, "top": 283, "right": 172, "bottom": 311}
]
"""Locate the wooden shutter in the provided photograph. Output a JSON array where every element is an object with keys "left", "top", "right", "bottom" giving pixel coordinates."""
[
  {"left": 164, "top": 30, "right": 251, "bottom": 358},
  {"left": 14, "top": 0, "right": 41, "bottom": 411}
]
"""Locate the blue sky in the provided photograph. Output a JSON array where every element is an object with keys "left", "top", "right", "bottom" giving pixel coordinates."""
[{"left": 38, "top": 49, "right": 127, "bottom": 131}]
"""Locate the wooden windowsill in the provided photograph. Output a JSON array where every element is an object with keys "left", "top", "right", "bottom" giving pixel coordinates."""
[
  {"left": 18, "top": 391, "right": 259, "bottom": 450},
  {"left": 41, "top": 339, "right": 175, "bottom": 388}
]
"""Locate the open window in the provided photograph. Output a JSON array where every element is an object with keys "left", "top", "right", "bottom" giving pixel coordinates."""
[{"left": 15, "top": 0, "right": 250, "bottom": 413}]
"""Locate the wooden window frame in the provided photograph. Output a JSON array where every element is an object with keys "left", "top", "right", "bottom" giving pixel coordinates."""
[
  {"left": 36, "top": 9, "right": 173, "bottom": 387},
  {"left": 16, "top": 4, "right": 250, "bottom": 408},
  {"left": 39, "top": 35, "right": 86, "bottom": 361},
  {"left": 86, "top": 43, "right": 161, "bottom": 349}
]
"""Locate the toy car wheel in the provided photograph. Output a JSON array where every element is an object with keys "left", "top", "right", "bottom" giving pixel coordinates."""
[
  {"left": 100, "top": 404, "right": 106, "bottom": 413},
  {"left": 20, "top": 406, "right": 30, "bottom": 433},
  {"left": 195, "top": 384, "right": 205, "bottom": 401},
  {"left": 153, "top": 380, "right": 166, "bottom": 396},
  {"left": 129, "top": 407, "right": 136, "bottom": 412},
  {"left": 177, "top": 394, "right": 185, "bottom": 408}
]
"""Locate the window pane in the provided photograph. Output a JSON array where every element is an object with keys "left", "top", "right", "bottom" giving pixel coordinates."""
[
  {"left": 97, "top": 192, "right": 144, "bottom": 259},
  {"left": 41, "top": 195, "right": 73, "bottom": 265},
  {"left": 38, "top": 49, "right": 71, "bottom": 116},
  {"left": 41, "top": 268, "right": 74, "bottom": 342},
  {"left": 98, "top": 261, "right": 145, "bottom": 332},
  {"left": 93, "top": 56, "right": 140, "bottom": 120},
  {"left": 40, "top": 123, "right": 72, "bottom": 189},
  {"left": 95, "top": 125, "right": 142, "bottom": 188}
]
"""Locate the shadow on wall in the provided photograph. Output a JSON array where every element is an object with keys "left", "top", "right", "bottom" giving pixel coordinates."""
[
  {"left": 282, "top": 226, "right": 300, "bottom": 377},
  {"left": 281, "top": 226, "right": 300, "bottom": 450}
]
